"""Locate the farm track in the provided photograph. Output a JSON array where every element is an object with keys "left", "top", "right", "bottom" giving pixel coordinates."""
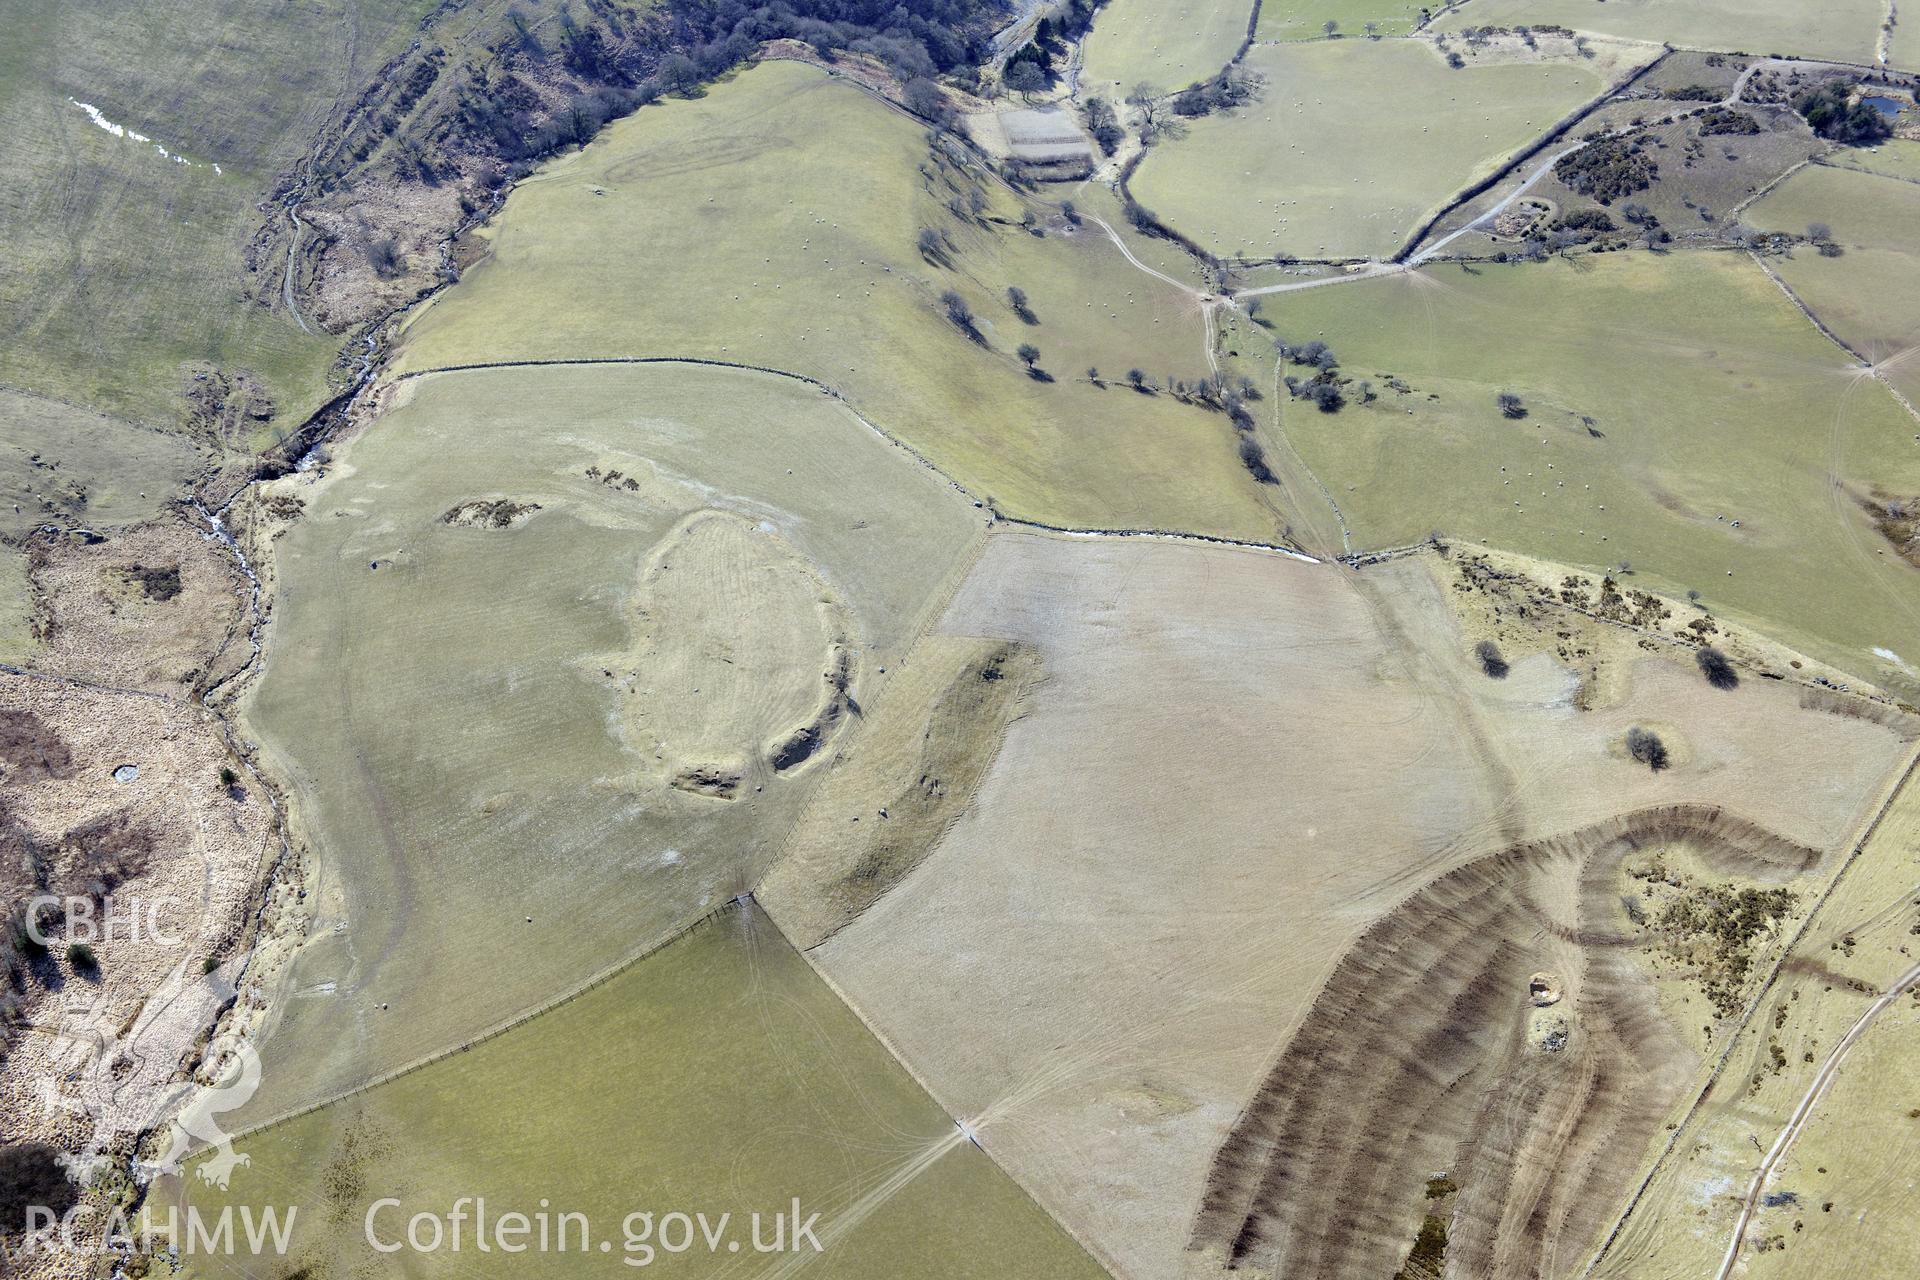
[
  {"left": 1259, "top": 353, "right": 1352, "bottom": 558},
  {"left": 1584, "top": 741, "right": 1920, "bottom": 1274},
  {"left": 1750, "top": 250, "right": 1920, "bottom": 425},
  {"left": 1714, "top": 951, "right": 1920, "bottom": 1278},
  {"left": 1409, "top": 47, "right": 1688, "bottom": 265}
]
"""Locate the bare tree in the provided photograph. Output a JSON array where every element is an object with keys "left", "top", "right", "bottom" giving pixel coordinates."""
[
  {"left": 1626, "top": 726, "right": 1670, "bottom": 771},
  {"left": 1005, "top": 61, "right": 1047, "bottom": 100}
]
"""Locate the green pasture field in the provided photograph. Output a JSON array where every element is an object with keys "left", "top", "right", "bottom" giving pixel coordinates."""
[
  {"left": 0, "top": 389, "right": 203, "bottom": 539},
  {"left": 394, "top": 59, "right": 1281, "bottom": 540},
  {"left": 1633, "top": 48, "right": 1750, "bottom": 97},
  {"left": 1259, "top": 251, "right": 1920, "bottom": 687},
  {"left": 1432, "top": 0, "right": 1899, "bottom": 68},
  {"left": 0, "top": 0, "right": 435, "bottom": 433},
  {"left": 1822, "top": 139, "right": 1920, "bottom": 183},
  {"left": 1745, "top": 163, "right": 1920, "bottom": 404},
  {"left": 1129, "top": 39, "right": 1604, "bottom": 260},
  {"left": 172, "top": 905, "right": 1103, "bottom": 1279},
  {"left": 1078, "top": 0, "right": 1255, "bottom": 98},
  {"left": 240, "top": 361, "right": 985, "bottom": 1115},
  {"left": 1255, "top": 2, "right": 1426, "bottom": 41}
]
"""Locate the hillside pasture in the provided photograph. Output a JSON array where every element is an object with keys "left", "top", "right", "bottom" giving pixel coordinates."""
[
  {"left": 1079, "top": 0, "right": 1256, "bottom": 98},
  {"left": 0, "top": 390, "right": 208, "bottom": 653},
  {"left": 172, "top": 905, "right": 1104, "bottom": 1279},
  {"left": 802, "top": 533, "right": 1909, "bottom": 1280},
  {"left": 1432, "top": 0, "right": 1898, "bottom": 69},
  {"left": 1744, "top": 162, "right": 1920, "bottom": 405},
  {"left": 1257, "top": 251, "right": 1920, "bottom": 689},
  {"left": 1823, "top": 138, "right": 1920, "bottom": 182},
  {"left": 0, "top": 390, "right": 203, "bottom": 539},
  {"left": 0, "top": 0, "right": 431, "bottom": 431},
  {"left": 395, "top": 59, "right": 1281, "bottom": 540},
  {"left": 1128, "top": 38, "right": 1607, "bottom": 260},
  {"left": 238, "top": 361, "right": 984, "bottom": 1116}
]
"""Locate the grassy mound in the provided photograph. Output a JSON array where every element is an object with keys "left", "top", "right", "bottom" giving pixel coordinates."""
[{"left": 242, "top": 362, "right": 984, "bottom": 1111}]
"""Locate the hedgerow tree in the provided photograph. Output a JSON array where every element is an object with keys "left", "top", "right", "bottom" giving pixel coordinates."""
[{"left": 1697, "top": 647, "right": 1739, "bottom": 689}]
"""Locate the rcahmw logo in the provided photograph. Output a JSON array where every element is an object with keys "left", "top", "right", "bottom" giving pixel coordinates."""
[
  {"left": 36, "top": 958, "right": 261, "bottom": 1187},
  {"left": 18, "top": 1204, "right": 296, "bottom": 1258}
]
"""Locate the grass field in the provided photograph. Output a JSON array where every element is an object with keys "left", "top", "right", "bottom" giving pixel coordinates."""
[
  {"left": 1078, "top": 0, "right": 1255, "bottom": 97},
  {"left": 802, "top": 532, "right": 1908, "bottom": 1279},
  {"left": 1824, "top": 139, "right": 1920, "bottom": 183},
  {"left": 1433, "top": 0, "right": 1899, "bottom": 67},
  {"left": 1745, "top": 1009, "right": 1920, "bottom": 1279},
  {"left": 239, "top": 361, "right": 985, "bottom": 1116},
  {"left": 0, "top": 0, "right": 435, "bottom": 434},
  {"left": 0, "top": 389, "right": 204, "bottom": 539},
  {"left": 394, "top": 59, "right": 1281, "bottom": 540},
  {"left": 1258, "top": 251, "right": 1920, "bottom": 690},
  {"left": 1744, "top": 163, "right": 1920, "bottom": 405},
  {"left": 1129, "top": 39, "right": 1605, "bottom": 260},
  {"left": 1255, "top": 1, "right": 1427, "bottom": 41},
  {"left": 170, "top": 905, "right": 1104, "bottom": 1279}
]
